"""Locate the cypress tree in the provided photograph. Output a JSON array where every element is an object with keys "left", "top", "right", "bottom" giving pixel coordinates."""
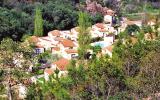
[
  {"left": 78, "top": 12, "right": 91, "bottom": 60},
  {"left": 34, "top": 6, "right": 43, "bottom": 36}
]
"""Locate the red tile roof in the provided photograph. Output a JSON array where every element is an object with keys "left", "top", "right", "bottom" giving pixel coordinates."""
[
  {"left": 52, "top": 47, "right": 60, "bottom": 51},
  {"left": 30, "top": 36, "right": 39, "bottom": 43},
  {"left": 50, "top": 30, "right": 61, "bottom": 36},
  {"left": 44, "top": 68, "right": 54, "bottom": 75},
  {"left": 99, "top": 29, "right": 107, "bottom": 32},
  {"left": 95, "top": 23, "right": 105, "bottom": 29},
  {"left": 65, "top": 49, "right": 77, "bottom": 54},
  {"left": 61, "top": 39, "right": 75, "bottom": 47},
  {"left": 35, "top": 43, "right": 44, "bottom": 48},
  {"left": 53, "top": 58, "right": 69, "bottom": 71}
]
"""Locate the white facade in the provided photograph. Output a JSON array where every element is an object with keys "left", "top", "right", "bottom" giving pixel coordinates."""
[
  {"left": 104, "top": 15, "right": 112, "bottom": 24},
  {"left": 104, "top": 35, "right": 115, "bottom": 44}
]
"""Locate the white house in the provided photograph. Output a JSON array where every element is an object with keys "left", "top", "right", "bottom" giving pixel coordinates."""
[
  {"left": 62, "top": 49, "right": 78, "bottom": 59},
  {"left": 104, "top": 34, "right": 115, "bottom": 44},
  {"left": 60, "top": 30, "right": 72, "bottom": 39},
  {"left": 48, "top": 30, "right": 61, "bottom": 38},
  {"left": 58, "top": 39, "right": 77, "bottom": 51},
  {"left": 104, "top": 15, "right": 113, "bottom": 24},
  {"left": 70, "top": 27, "right": 79, "bottom": 41}
]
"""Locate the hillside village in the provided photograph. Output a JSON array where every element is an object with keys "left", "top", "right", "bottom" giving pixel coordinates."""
[
  {"left": 29, "top": 8, "right": 158, "bottom": 84},
  {"left": 0, "top": 0, "right": 160, "bottom": 99}
]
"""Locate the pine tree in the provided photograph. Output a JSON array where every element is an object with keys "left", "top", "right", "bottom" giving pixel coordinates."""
[
  {"left": 78, "top": 12, "right": 91, "bottom": 60},
  {"left": 34, "top": 6, "right": 43, "bottom": 36}
]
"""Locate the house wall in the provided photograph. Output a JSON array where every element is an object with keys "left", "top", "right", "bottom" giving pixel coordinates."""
[
  {"left": 104, "top": 35, "right": 114, "bottom": 44},
  {"left": 104, "top": 15, "right": 112, "bottom": 24},
  {"left": 35, "top": 48, "right": 45, "bottom": 54},
  {"left": 44, "top": 72, "right": 49, "bottom": 81},
  {"left": 51, "top": 64, "right": 57, "bottom": 70},
  {"left": 58, "top": 71, "right": 68, "bottom": 77}
]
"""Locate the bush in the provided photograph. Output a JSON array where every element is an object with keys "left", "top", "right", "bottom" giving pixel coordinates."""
[
  {"left": 90, "top": 13, "right": 103, "bottom": 25},
  {"left": 125, "top": 24, "right": 140, "bottom": 35},
  {"left": 0, "top": 7, "right": 33, "bottom": 41}
]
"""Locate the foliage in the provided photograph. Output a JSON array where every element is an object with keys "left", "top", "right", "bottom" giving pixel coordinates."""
[
  {"left": 90, "top": 13, "right": 103, "bottom": 25},
  {"left": 125, "top": 24, "right": 140, "bottom": 35},
  {"left": 0, "top": 7, "right": 33, "bottom": 41},
  {"left": 42, "top": 0, "right": 78, "bottom": 33},
  {"left": 78, "top": 12, "right": 91, "bottom": 60},
  {"left": 34, "top": 6, "right": 43, "bottom": 36},
  {"left": 0, "top": 38, "right": 35, "bottom": 98}
]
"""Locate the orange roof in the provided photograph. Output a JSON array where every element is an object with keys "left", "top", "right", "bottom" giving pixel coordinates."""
[
  {"left": 44, "top": 68, "right": 54, "bottom": 75},
  {"left": 61, "top": 39, "right": 75, "bottom": 47},
  {"left": 50, "top": 30, "right": 61, "bottom": 36},
  {"left": 95, "top": 23, "right": 105, "bottom": 29},
  {"left": 107, "top": 9, "right": 115, "bottom": 16},
  {"left": 52, "top": 47, "right": 60, "bottom": 51},
  {"left": 99, "top": 29, "right": 107, "bottom": 32},
  {"left": 103, "top": 45, "right": 113, "bottom": 52},
  {"left": 35, "top": 43, "right": 44, "bottom": 48},
  {"left": 65, "top": 49, "right": 77, "bottom": 54},
  {"left": 53, "top": 58, "right": 69, "bottom": 71},
  {"left": 30, "top": 36, "right": 39, "bottom": 43},
  {"left": 107, "top": 9, "right": 115, "bottom": 13}
]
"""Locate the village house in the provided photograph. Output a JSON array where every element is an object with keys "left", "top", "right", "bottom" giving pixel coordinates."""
[
  {"left": 60, "top": 30, "right": 72, "bottom": 39},
  {"left": 51, "top": 47, "right": 61, "bottom": 54},
  {"left": 58, "top": 39, "right": 77, "bottom": 51},
  {"left": 48, "top": 30, "right": 61, "bottom": 38},
  {"left": 102, "top": 45, "right": 113, "bottom": 57},
  {"left": 44, "top": 58, "right": 70, "bottom": 81},
  {"left": 63, "top": 49, "right": 78, "bottom": 59},
  {"left": 44, "top": 68, "right": 54, "bottom": 81},
  {"left": 70, "top": 27, "right": 79, "bottom": 41},
  {"left": 51, "top": 58, "right": 69, "bottom": 78}
]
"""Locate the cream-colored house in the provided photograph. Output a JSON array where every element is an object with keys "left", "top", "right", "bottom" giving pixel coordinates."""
[{"left": 62, "top": 49, "right": 78, "bottom": 59}]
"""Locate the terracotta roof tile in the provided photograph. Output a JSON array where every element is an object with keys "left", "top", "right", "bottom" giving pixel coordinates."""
[
  {"left": 61, "top": 39, "right": 75, "bottom": 47},
  {"left": 52, "top": 47, "right": 60, "bottom": 51},
  {"left": 30, "top": 36, "right": 39, "bottom": 43},
  {"left": 53, "top": 58, "right": 69, "bottom": 71},
  {"left": 99, "top": 29, "right": 107, "bottom": 32},
  {"left": 44, "top": 68, "right": 54, "bottom": 75},
  {"left": 35, "top": 43, "right": 44, "bottom": 48},
  {"left": 95, "top": 23, "right": 105, "bottom": 29},
  {"left": 50, "top": 30, "right": 61, "bottom": 36}
]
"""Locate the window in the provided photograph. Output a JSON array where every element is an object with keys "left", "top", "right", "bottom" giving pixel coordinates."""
[{"left": 35, "top": 48, "right": 41, "bottom": 54}]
